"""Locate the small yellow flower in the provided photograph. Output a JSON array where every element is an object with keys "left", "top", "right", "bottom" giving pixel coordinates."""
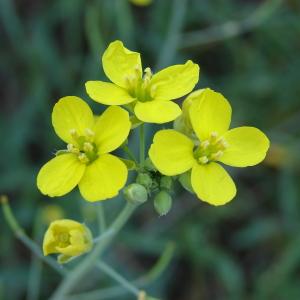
[
  {"left": 149, "top": 88, "right": 270, "bottom": 205},
  {"left": 130, "top": 0, "right": 152, "bottom": 6},
  {"left": 85, "top": 40, "right": 199, "bottom": 124},
  {"left": 37, "top": 96, "right": 131, "bottom": 202},
  {"left": 43, "top": 219, "right": 93, "bottom": 263}
]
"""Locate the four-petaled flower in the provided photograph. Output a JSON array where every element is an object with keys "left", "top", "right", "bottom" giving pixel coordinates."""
[
  {"left": 149, "top": 88, "right": 270, "bottom": 205},
  {"left": 37, "top": 96, "right": 131, "bottom": 202},
  {"left": 85, "top": 40, "right": 199, "bottom": 124},
  {"left": 43, "top": 219, "right": 93, "bottom": 264}
]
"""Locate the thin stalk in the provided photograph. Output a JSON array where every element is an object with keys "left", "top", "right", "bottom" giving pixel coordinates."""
[
  {"left": 26, "top": 212, "right": 43, "bottom": 300},
  {"left": 139, "top": 124, "right": 145, "bottom": 167},
  {"left": 1, "top": 195, "right": 67, "bottom": 276},
  {"left": 97, "top": 203, "right": 106, "bottom": 234},
  {"left": 50, "top": 202, "right": 137, "bottom": 300},
  {"left": 96, "top": 261, "right": 140, "bottom": 296},
  {"left": 65, "top": 242, "right": 175, "bottom": 300}
]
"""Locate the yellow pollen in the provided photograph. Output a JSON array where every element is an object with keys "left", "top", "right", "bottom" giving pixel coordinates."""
[
  {"left": 201, "top": 140, "right": 210, "bottom": 149},
  {"left": 70, "top": 129, "right": 78, "bottom": 139},
  {"left": 210, "top": 150, "right": 223, "bottom": 160},
  {"left": 83, "top": 142, "right": 94, "bottom": 152},
  {"left": 78, "top": 153, "right": 89, "bottom": 164},
  {"left": 67, "top": 144, "right": 79, "bottom": 154},
  {"left": 198, "top": 156, "right": 209, "bottom": 164}
]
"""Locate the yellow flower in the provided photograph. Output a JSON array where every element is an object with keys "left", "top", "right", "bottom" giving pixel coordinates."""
[
  {"left": 37, "top": 96, "right": 130, "bottom": 202},
  {"left": 130, "top": 0, "right": 152, "bottom": 6},
  {"left": 173, "top": 89, "right": 203, "bottom": 137},
  {"left": 85, "top": 40, "right": 199, "bottom": 124},
  {"left": 43, "top": 219, "right": 93, "bottom": 263},
  {"left": 149, "top": 88, "right": 270, "bottom": 205}
]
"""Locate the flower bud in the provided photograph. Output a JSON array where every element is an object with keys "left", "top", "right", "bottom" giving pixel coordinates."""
[
  {"left": 136, "top": 172, "right": 152, "bottom": 189},
  {"left": 160, "top": 176, "right": 173, "bottom": 191},
  {"left": 154, "top": 191, "right": 172, "bottom": 216},
  {"left": 43, "top": 219, "right": 93, "bottom": 264},
  {"left": 123, "top": 183, "right": 148, "bottom": 204},
  {"left": 179, "top": 172, "right": 194, "bottom": 194},
  {"left": 144, "top": 158, "right": 156, "bottom": 171}
]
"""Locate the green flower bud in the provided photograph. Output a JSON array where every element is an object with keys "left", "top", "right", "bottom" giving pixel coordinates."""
[
  {"left": 144, "top": 158, "right": 156, "bottom": 171},
  {"left": 154, "top": 191, "right": 172, "bottom": 216},
  {"left": 136, "top": 172, "right": 153, "bottom": 189},
  {"left": 160, "top": 176, "right": 173, "bottom": 191},
  {"left": 123, "top": 183, "right": 148, "bottom": 204},
  {"left": 179, "top": 172, "right": 194, "bottom": 194}
]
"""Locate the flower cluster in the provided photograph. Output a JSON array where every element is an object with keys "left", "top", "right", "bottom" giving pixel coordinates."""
[{"left": 38, "top": 40, "right": 269, "bottom": 261}]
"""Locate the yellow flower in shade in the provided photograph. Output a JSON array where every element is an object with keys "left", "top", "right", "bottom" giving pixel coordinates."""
[
  {"left": 43, "top": 219, "right": 93, "bottom": 264},
  {"left": 37, "top": 96, "right": 130, "bottom": 202},
  {"left": 85, "top": 40, "right": 199, "bottom": 124},
  {"left": 149, "top": 88, "right": 270, "bottom": 205},
  {"left": 130, "top": 0, "right": 152, "bottom": 6}
]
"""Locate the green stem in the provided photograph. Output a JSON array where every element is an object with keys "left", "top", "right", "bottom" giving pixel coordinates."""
[
  {"left": 97, "top": 203, "right": 106, "bottom": 234},
  {"left": 139, "top": 123, "right": 145, "bottom": 167},
  {"left": 96, "top": 261, "right": 140, "bottom": 296},
  {"left": 50, "top": 202, "right": 137, "bottom": 300},
  {"left": 65, "top": 242, "right": 175, "bottom": 300},
  {"left": 1, "top": 195, "right": 67, "bottom": 276},
  {"left": 26, "top": 211, "right": 43, "bottom": 300}
]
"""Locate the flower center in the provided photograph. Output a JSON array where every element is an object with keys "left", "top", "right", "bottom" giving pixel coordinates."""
[
  {"left": 67, "top": 128, "right": 98, "bottom": 164},
  {"left": 56, "top": 231, "right": 70, "bottom": 248},
  {"left": 125, "top": 67, "right": 154, "bottom": 102},
  {"left": 194, "top": 132, "right": 229, "bottom": 164}
]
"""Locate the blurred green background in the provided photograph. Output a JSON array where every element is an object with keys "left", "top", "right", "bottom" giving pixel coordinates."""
[{"left": 1, "top": 0, "right": 300, "bottom": 299}]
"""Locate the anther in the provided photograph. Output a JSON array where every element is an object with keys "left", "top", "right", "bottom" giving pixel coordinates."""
[
  {"left": 85, "top": 128, "right": 94, "bottom": 137},
  {"left": 200, "top": 140, "right": 210, "bottom": 149},
  {"left": 210, "top": 131, "right": 218, "bottom": 143},
  {"left": 210, "top": 150, "right": 223, "bottom": 160},
  {"left": 70, "top": 129, "right": 78, "bottom": 139},
  {"left": 83, "top": 142, "right": 94, "bottom": 152},
  {"left": 198, "top": 156, "right": 209, "bottom": 164},
  {"left": 78, "top": 153, "right": 89, "bottom": 164},
  {"left": 67, "top": 143, "right": 80, "bottom": 154}
]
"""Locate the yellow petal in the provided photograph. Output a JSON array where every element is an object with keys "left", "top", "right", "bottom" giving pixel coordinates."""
[
  {"left": 130, "top": 0, "right": 152, "bottom": 6},
  {"left": 149, "top": 129, "right": 195, "bottom": 176},
  {"left": 102, "top": 40, "right": 142, "bottom": 89},
  {"left": 94, "top": 106, "right": 131, "bottom": 154},
  {"left": 189, "top": 88, "right": 232, "bottom": 141},
  {"left": 52, "top": 96, "right": 94, "bottom": 144},
  {"left": 191, "top": 162, "right": 236, "bottom": 206},
  {"left": 150, "top": 60, "right": 199, "bottom": 100},
  {"left": 79, "top": 154, "right": 127, "bottom": 202},
  {"left": 85, "top": 81, "right": 135, "bottom": 105},
  {"left": 219, "top": 126, "right": 270, "bottom": 167},
  {"left": 37, "top": 154, "right": 85, "bottom": 197},
  {"left": 134, "top": 100, "right": 182, "bottom": 123}
]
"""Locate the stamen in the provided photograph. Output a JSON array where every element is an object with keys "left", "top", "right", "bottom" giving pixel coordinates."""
[
  {"left": 201, "top": 140, "right": 210, "bottom": 149},
  {"left": 78, "top": 153, "right": 89, "bottom": 164},
  {"left": 210, "top": 131, "right": 218, "bottom": 144},
  {"left": 198, "top": 156, "right": 209, "bottom": 164},
  {"left": 70, "top": 129, "right": 78, "bottom": 139},
  {"left": 83, "top": 142, "right": 94, "bottom": 152},
  {"left": 67, "top": 143, "right": 80, "bottom": 154},
  {"left": 210, "top": 150, "right": 223, "bottom": 160}
]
